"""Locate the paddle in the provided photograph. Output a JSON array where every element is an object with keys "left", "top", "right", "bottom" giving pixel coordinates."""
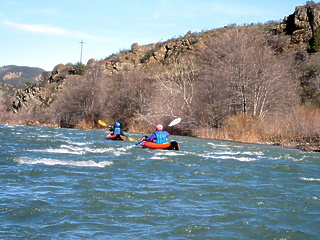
[
  {"left": 167, "top": 117, "right": 181, "bottom": 127},
  {"left": 136, "top": 117, "right": 181, "bottom": 145},
  {"left": 98, "top": 120, "right": 137, "bottom": 141},
  {"left": 98, "top": 120, "right": 109, "bottom": 127},
  {"left": 126, "top": 136, "right": 138, "bottom": 142}
]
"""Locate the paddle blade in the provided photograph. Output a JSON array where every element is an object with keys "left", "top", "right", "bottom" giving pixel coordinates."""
[
  {"left": 168, "top": 118, "right": 181, "bottom": 127},
  {"left": 98, "top": 120, "right": 108, "bottom": 126},
  {"left": 127, "top": 137, "right": 137, "bottom": 141}
]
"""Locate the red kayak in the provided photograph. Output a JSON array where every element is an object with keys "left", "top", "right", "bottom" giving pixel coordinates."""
[
  {"left": 106, "top": 134, "right": 126, "bottom": 141},
  {"left": 140, "top": 141, "right": 180, "bottom": 150}
]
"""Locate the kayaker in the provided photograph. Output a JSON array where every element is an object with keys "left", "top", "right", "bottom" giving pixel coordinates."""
[
  {"left": 143, "top": 124, "right": 170, "bottom": 144},
  {"left": 109, "top": 122, "right": 124, "bottom": 136}
]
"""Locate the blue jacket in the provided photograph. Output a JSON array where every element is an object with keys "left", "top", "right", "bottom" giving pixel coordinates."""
[
  {"left": 145, "top": 131, "right": 169, "bottom": 144},
  {"left": 113, "top": 127, "right": 121, "bottom": 135}
]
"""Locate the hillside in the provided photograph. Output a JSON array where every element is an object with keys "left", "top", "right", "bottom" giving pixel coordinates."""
[
  {"left": 1, "top": 3, "right": 320, "bottom": 151},
  {"left": 0, "top": 65, "right": 47, "bottom": 96},
  {"left": 47, "top": 3, "right": 320, "bottom": 82},
  {"left": 0, "top": 65, "right": 46, "bottom": 83}
]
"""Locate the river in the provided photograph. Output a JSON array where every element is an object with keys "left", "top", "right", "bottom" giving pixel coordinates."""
[{"left": 0, "top": 124, "right": 319, "bottom": 239}]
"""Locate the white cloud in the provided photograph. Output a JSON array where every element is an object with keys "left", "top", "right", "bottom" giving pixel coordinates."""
[
  {"left": 3, "top": 20, "right": 107, "bottom": 42},
  {"left": 3, "top": 20, "right": 66, "bottom": 35}
]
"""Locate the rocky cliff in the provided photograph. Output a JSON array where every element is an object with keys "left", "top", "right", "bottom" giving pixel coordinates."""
[
  {"left": 278, "top": 3, "right": 320, "bottom": 45},
  {"left": 48, "top": 32, "right": 201, "bottom": 81}
]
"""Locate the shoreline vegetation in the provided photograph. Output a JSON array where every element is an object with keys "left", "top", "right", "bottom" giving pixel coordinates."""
[
  {"left": 1, "top": 105, "right": 319, "bottom": 152},
  {"left": 194, "top": 105, "right": 320, "bottom": 152},
  {"left": 1, "top": 3, "right": 320, "bottom": 152}
]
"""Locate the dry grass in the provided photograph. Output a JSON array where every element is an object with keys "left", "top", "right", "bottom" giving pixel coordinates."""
[
  {"left": 1, "top": 104, "right": 319, "bottom": 151},
  {"left": 194, "top": 106, "right": 320, "bottom": 150}
]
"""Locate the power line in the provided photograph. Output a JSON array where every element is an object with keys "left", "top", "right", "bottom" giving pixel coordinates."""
[{"left": 79, "top": 40, "right": 85, "bottom": 63}]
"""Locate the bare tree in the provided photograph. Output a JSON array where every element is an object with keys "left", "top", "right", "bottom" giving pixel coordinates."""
[
  {"left": 104, "top": 68, "right": 155, "bottom": 126},
  {"left": 153, "top": 53, "right": 199, "bottom": 125},
  {"left": 199, "top": 27, "right": 298, "bottom": 124},
  {"left": 50, "top": 67, "right": 106, "bottom": 127},
  {"left": 296, "top": 53, "right": 320, "bottom": 106},
  {"left": 0, "top": 91, "right": 14, "bottom": 122}
]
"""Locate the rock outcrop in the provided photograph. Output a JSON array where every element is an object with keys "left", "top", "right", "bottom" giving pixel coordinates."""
[
  {"left": 49, "top": 64, "right": 77, "bottom": 83},
  {"left": 12, "top": 86, "right": 53, "bottom": 113},
  {"left": 3, "top": 72, "right": 23, "bottom": 79},
  {"left": 0, "top": 65, "right": 46, "bottom": 84},
  {"left": 279, "top": 3, "right": 320, "bottom": 44}
]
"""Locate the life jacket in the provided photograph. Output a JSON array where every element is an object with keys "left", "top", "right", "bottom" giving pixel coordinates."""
[
  {"left": 113, "top": 127, "right": 121, "bottom": 135},
  {"left": 154, "top": 131, "right": 167, "bottom": 144}
]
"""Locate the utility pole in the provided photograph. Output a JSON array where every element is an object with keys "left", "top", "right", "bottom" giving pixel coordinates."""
[{"left": 79, "top": 40, "right": 85, "bottom": 63}]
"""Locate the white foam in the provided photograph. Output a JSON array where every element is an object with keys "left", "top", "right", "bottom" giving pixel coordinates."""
[
  {"left": 214, "top": 150, "right": 264, "bottom": 156},
  {"left": 1, "top": 124, "right": 17, "bottom": 128},
  {"left": 207, "top": 142, "right": 230, "bottom": 148},
  {"left": 30, "top": 148, "right": 85, "bottom": 155},
  {"left": 300, "top": 177, "right": 320, "bottom": 182},
  {"left": 150, "top": 156, "right": 167, "bottom": 160},
  {"left": 187, "top": 150, "right": 257, "bottom": 161},
  {"left": 212, "top": 155, "right": 257, "bottom": 161},
  {"left": 155, "top": 151, "right": 184, "bottom": 156},
  {"left": 233, "top": 157, "right": 256, "bottom": 162},
  {"left": 119, "top": 145, "right": 136, "bottom": 151},
  {"left": 38, "top": 134, "right": 52, "bottom": 138},
  {"left": 15, "top": 157, "right": 112, "bottom": 168},
  {"left": 64, "top": 140, "right": 89, "bottom": 146},
  {"left": 29, "top": 145, "right": 125, "bottom": 155}
]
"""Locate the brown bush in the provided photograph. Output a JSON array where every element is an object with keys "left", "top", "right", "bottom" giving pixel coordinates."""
[
  {"left": 198, "top": 27, "right": 298, "bottom": 125},
  {"left": 194, "top": 106, "right": 320, "bottom": 149},
  {"left": 49, "top": 68, "right": 107, "bottom": 128}
]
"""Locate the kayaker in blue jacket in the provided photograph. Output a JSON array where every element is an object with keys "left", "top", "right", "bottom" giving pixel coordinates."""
[
  {"left": 110, "top": 122, "right": 124, "bottom": 136},
  {"left": 143, "top": 124, "right": 170, "bottom": 144}
]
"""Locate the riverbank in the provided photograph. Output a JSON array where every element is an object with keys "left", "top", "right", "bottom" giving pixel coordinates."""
[
  {"left": 193, "top": 129, "right": 320, "bottom": 152},
  {"left": 2, "top": 120, "right": 319, "bottom": 152}
]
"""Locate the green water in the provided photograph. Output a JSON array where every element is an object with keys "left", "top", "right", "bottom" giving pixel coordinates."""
[{"left": 0, "top": 124, "right": 319, "bottom": 239}]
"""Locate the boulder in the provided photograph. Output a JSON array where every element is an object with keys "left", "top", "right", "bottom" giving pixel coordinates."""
[{"left": 280, "top": 4, "right": 320, "bottom": 44}]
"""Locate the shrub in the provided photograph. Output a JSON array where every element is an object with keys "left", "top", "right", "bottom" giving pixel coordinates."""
[
  {"left": 309, "top": 28, "right": 320, "bottom": 53},
  {"left": 73, "top": 62, "right": 86, "bottom": 75}
]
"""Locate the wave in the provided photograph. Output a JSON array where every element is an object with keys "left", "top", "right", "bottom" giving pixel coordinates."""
[
  {"left": 37, "top": 134, "right": 52, "bottom": 138},
  {"left": 220, "top": 156, "right": 257, "bottom": 162},
  {"left": 28, "top": 145, "right": 127, "bottom": 156},
  {"left": 197, "top": 153, "right": 257, "bottom": 161},
  {"left": 214, "top": 150, "right": 264, "bottom": 156},
  {"left": 299, "top": 177, "right": 320, "bottom": 182},
  {"left": 30, "top": 148, "right": 86, "bottom": 155},
  {"left": 14, "top": 157, "right": 112, "bottom": 168},
  {"left": 150, "top": 156, "right": 167, "bottom": 160},
  {"left": 64, "top": 140, "right": 89, "bottom": 146},
  {"left": 166, "top": 149, "right": 259, "bottom": 162},
  {"left": 155, "top": 151, "right": 185, "bottom": 156}
]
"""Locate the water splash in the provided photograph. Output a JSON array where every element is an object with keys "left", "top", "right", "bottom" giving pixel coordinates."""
[{"left": 15, "top": 157, "right": 112, "bottom": 168}]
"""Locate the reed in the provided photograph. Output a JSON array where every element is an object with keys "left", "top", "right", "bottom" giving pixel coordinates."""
[{"left": 194, "top": 106, "right": 320, "bottom": 150}]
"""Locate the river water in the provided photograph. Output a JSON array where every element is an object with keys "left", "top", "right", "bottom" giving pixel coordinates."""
[{"left": 0, "top": 124, "right": 319, "bottom": 239}]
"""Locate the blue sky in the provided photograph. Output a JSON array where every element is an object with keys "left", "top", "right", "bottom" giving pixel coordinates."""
[{"left": 0, "top": 0, "right": 307, "bottom": 71}]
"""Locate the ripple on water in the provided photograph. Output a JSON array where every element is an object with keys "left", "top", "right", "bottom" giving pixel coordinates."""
[{"left": 0, "top": 124, "right": 319, "bottom": 239}]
